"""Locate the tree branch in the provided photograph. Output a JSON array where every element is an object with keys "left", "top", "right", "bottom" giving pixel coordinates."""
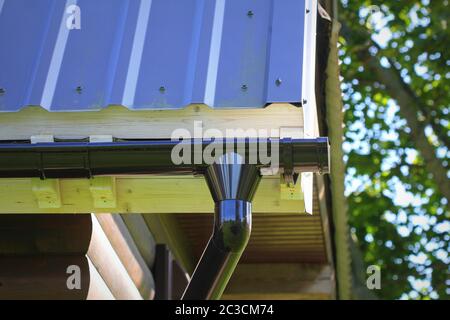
[{"left": 340, "top": 23, "right": 450, "bottom": 202}]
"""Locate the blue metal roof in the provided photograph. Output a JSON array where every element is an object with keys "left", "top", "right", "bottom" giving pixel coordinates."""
[{"left": 0, "top": 0, "right": 306, "bottom": 111}]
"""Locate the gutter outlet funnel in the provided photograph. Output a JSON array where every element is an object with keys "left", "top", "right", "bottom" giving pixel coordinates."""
[{"left": 181, "top": 153, "right": 261, "bottom": 300}]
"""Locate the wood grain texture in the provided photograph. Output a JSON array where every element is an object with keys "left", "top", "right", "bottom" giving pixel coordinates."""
[
  {"left": 0, "top": 176, "right": 305, "bottom": 214},
  {"left": 121, "top": 214, "right": 156, "bottom": 268},
  {"left": 143, "top": 213, "right": 196, "bottom": 275},
  {"left": 222, "top": 263, "right": 334, "bottom": 300},
  {"left": 0, "top": 104, "right": 303, "bottom": 140},
  {"left": 176, "top": 212, "right": 328, "bottom": 265},
  {"left": 95, "top": 214, "right": 155, "bottom": 299},
  {"left": 0, "top": 214, "right": 92, "bottom": 255},
  {"left": 0, "top": 255, "right": 114, "bottom": 300},
  {"left": 87, "top": 215, "right": 142, "bottom": 300},
  {"left": 86, "top": 257, "right": 115, "bottom": 300}
]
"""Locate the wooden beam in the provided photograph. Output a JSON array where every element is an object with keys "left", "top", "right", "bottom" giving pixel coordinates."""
[
  {"left": 95, "top": 214, "right": 155, "bottom": 299},
  {"left": 0, "top": 104, "right": 303, "bottom": 140},
  {"left": 31, "top": 178, "right": 61, "bottom": 208},
  {"left": 326, "top": 20, "right": 352, "bottom": 300},
  {"left": 0, "top": 255, "right": 113, "bottom": 300},
  {"left": 221, "top": 263, "right": 334, "bottom": 300},
  {"left": 121, "top": 214, "right": 156, "bottom": 268},
  {"left": 86, "top": 257, "right": 115, "bottom": 300},
  {"left": 143, "top": 213, "right": 196, "bottom": 274},
  {"left": 87, "top": 215, "right": 142, "bottom": 300},
  {"left": 89, "top": 177, "right": 117, "bottom": 208},
  {"left": 0, "top": 176, "right": 305, "bottom": 214}
]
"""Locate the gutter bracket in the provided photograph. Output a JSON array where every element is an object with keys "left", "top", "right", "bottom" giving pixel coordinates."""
[{"left": 281, "top": 137, "right": 298, "bottom": 187}]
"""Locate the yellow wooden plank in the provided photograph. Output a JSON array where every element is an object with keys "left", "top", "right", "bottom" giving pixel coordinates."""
[
  {"left": 0, "top": 176, "right": 305, "bottom": 214},
  {"left": 280, "top": 175, "right": 303, "bottom": 200},
  {"left": 31, "top": 178, "right": 61, "bottom": 208},
  {"left": 0, "top": 104, "right": 303, "bottom": 140},
  {"left": 89, "top": 177, "right": 117, "bottom": 208}
]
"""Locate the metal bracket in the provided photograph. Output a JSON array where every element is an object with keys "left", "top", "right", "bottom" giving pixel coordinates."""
[{"left": 281, "top": 137, "right": 297, "bottom": 186}]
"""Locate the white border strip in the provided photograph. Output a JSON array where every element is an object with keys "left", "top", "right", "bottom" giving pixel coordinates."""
[
  {"left": 301, "top": 0, "right": 319, "bottom": 214},
  {"left": 302, "top": 0, "right": 319, "bottom": 139}
]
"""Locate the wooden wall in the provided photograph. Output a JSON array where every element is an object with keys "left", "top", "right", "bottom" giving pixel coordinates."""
[{"left": 0, "top": 214, "right": 160, "bottom": 300}]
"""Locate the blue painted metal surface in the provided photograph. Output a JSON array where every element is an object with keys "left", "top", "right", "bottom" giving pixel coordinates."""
[{"left": 0, "top": 0, "right": 306, "bottom": 111}]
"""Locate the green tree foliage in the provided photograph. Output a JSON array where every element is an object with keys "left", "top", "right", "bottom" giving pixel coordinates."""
[{"left": 338, "top": 0, "right": 449, "bottom": 299}]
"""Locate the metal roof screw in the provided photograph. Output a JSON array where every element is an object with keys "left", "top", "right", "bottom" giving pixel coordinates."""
[
  {"left": 303, "top": 99, "right": 308, "bottom": 105},
  {"left": 306, "top": 9, "right": 310, "bottom": 14},
  {"left": 0, "top": 88, "right": 5, "bottom": 96},
  {"left": 241, "top": 84, "right": 248, "bottom": 92},
  {"left": 275, "top": 78, "right": 282, "bottom": 87},
  {"left": 159, "top": 86, "right": 166, "bottom": 94},
  {"left": 75, "top": 86, "right": 82, "bottom": 94},
  {"left": 247, "top": 10, "right": 254, "bottom": 18}
]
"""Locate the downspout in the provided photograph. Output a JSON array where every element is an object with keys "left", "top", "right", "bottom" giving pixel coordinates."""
[
  {"left": 182, "top": 153, "right": 260, "bottom": 300},
  {"left": 0, "top": 137, "right": 330, "bottom": 299}
]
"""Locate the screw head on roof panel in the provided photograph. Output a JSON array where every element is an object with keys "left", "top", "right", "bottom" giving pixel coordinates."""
[
  {"left": 0, "top": 88, "right": 5, "bottom": 96},
  {"left": 241, "top": 84, "right": 248, "bottom": 92},
  {"left": 275, "top": 78, "right": 282, "bottom": 86},
  {"left": 159, "top": 86, "right": 166, "bottom": 94},
  {"left": 75, "top": 86, "right": 82, "bottom": 94},
  {"left": 247, "top": 10, "right": 254, "bottom": 18}
]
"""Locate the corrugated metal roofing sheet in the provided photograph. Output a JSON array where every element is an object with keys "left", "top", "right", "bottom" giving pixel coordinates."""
[{"left": 0, "top": 0, "right": 307, "bottom": 111}]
